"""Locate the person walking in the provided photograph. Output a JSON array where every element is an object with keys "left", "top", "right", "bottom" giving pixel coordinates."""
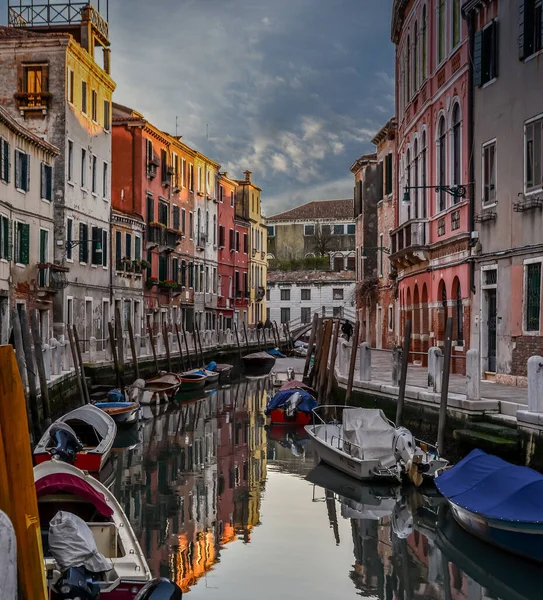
[{"left": 341, "top": 319, "right": 353, "bottom": 342}]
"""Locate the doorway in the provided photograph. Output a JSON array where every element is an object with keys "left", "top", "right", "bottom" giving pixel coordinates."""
[
  {"left": 376, "top": 306, "right": 383, "bottom": 349},
  {"left": 487, "top": 289, "right": 497, "bottom": 373}
]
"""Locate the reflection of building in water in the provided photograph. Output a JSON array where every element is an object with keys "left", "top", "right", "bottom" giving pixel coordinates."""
[{"left": 247, "top": 379, "right": 268, "bottom": 534}]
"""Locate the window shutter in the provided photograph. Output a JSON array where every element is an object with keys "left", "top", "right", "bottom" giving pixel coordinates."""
[
  {"left": 47, "top": 166, "right": 53, "bottom": 200},
  {"left": 493, "top": 20, "right": 499, "bottom": 79},
  {"left": 14, "top": 151, "right": 20, "bottom": 189},
  {"left": 6, "top": 141, "right": 10, "bottom": 184},
  {"left": 0, "top": 139, "right": 4, "bottom": 182},
  {"left": 519, "top": 0, "right": 526, "bottom": 60},
  {"left": 6, "top": 219, "right": 12, "bottom": 261},
  {"left": 40, "top": 163, "right": 45, "bottom": 199},
  {"left": 135, "top": 236, "right": 141, "bottom": 260},
  {"left": 25, "top": 154, "right": 30, "bottom": 192},
  {"left": 474, "top": 30, "right": 483, "bottom": 87},
  {"left": 91, "top": 226, "right": 100, "bottom": 264},
  {"left": 377, "top": 161, "right": 384, "bottom": 201},
  {"left": 20, "top": 223, "right": 30, "bottom": 265},
  {"left": 79, "top": 224, "right": 86, "bottom": 262},
  {"left": 102, "top": 229, "right": 108, "bottom": 267}
]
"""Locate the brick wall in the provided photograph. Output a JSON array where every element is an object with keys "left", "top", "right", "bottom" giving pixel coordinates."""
[{"left": 511, "top": 336, "right": 543, "bottom": 376}]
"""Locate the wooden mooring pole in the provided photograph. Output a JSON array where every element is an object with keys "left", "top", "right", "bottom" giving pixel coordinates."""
[
  {"left": 162, "top": 322, "right": 172, "bottom": 372},
  {"left": 308, "top": 317, "right": 324, "bottom": 388},
  {"left": 127, "top": 320, "right": 140, "bottom": 380},
  {"left": 174, "top": 323, "right": 186, "bottom": 372},
  {"left": 30, "top": 310, "right": 52, "bottom": 425},
  {"left": 242, "top": 321, "right": 250, "bottom": 352},
  {"left": 437, "top": 317, "right": 453, "bottom": 453},
  {"left": 195, "top": 321, "right": 205, "bottom": 367},
  {"left": 182, "top": 321, "right": 193, "bottom": 370},
  {"left": 72, "top": 325, "right": 91, "bottom": 404},
  {"left": 345, "top": 319, "right": 360, "bottom": 405},
  {"left": 303, "top": 313, "right": 319, "bottom": 382},
  {"left": 256, "top": 327, "right": 262, "bottom": 351},
  {"left": 19, "top": 308, "right": 42, "bottom": 429},
  {"left": 108, "top": 322, "right": 122, "bottom": 390},
  {"left": 146, "top": 315, "right": 159, "bottom": 374},
  {"left": 396, "top": 319, "right": 412, "bottom": 427},
  {"left": 234, "top": 323, "right": 242, "bottom": 361},
  {"left": 317, "top": 320, "right": 334, "bottom": 402},
  {"left": 114, "top": 309, "right": 126, "bottom": 395},
  {"left": 326, "top": 319, "right": 341, "bottom": 400}
]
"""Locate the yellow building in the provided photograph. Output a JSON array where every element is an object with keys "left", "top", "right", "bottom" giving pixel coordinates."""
[{"left": 235, "top": 170, "right": 267, "bottom": 325}]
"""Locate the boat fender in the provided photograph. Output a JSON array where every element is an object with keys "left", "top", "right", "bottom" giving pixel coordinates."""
[{"left": 134, "top": 578, "right": 183, "bottom": 599}]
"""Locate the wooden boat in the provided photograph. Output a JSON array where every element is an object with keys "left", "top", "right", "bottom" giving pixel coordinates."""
[
  {"left": 305, "top": 406, "right": 447, "bottom": 483},
  {"left": 435, "top": 448, "right": 543, "bottom": 563},
  {"left": 145, "top": 373, "right": 182, "bottom": 396},
  {"left": 34, "top": 405, "right": 116, "bottom": 473},
  {"left": 94, "top": 401, "right": 140, "bottom": 425},
  {"left": 35, "top": 460, "right": 152, "bottom": 598},
  {"left": 179, "top": 371, "right": 207, "bottom": 391},
  {"left": 213, "top": 363, "right": 233, "bottom": 380},
  {"left": 186, "top": 368, "right": 219, "bottom": 385},
  {"left": 265, "top": 388, "right": 317, "bottom": 426},
  {"left": 242, "top": 351, "right": 276, "bottom": 374}
]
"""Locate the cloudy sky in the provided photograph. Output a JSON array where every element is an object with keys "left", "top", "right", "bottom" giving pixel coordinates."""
[{"left": 2, "top": 0, "right": 394, "bottom": 215}]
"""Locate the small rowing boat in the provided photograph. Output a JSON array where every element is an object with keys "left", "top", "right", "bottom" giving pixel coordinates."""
[
  {"left": 179, "top": 372, "right": 207, "bottom": 391},
  {"left": 242, "top": 351, "right": 276, "bottom": 374},
  {"left": 94, "top": 401, "right": 140, "bottom": 425}
]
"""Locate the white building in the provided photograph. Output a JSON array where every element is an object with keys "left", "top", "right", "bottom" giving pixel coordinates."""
[{"left": 267, "top": 270, "right": 356, "bottom": 326}]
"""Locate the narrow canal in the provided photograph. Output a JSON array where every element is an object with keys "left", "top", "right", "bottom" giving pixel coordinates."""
[{"left": 107, "top": 377, "right": 540, "bottom": 600}]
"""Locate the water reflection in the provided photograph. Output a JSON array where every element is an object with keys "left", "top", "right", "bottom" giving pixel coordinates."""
[{"left": 111, "top": 379, "right": 543, "bottom": 599}]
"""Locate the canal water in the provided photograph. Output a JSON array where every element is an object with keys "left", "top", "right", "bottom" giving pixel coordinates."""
[{"left": 108, "top": 377, "right": 541, "bottom": 600}]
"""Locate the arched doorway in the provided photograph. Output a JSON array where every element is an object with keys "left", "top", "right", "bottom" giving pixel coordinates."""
[
  {"left": 421, "top": 283, "right": 429, "bottom": 365},
  {"left": 437, "top": 279, "right": 448, "bottom": 344},
  {"left": 413, "top": 285, "right": 421, "bottom": 361},
  {"left": 406, "top": 287, "right": 412, "bottom": 362}
]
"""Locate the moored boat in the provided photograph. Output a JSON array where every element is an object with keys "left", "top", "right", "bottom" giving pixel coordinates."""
[
  {"left": 94, "top": 401, "right": 140, "bottom": 425},
  {"left": 179, "top": 371, "right": 207, "bottom": 391},
  {"left": 435, "top": 448, "right": 543, "bottom": 562},
  {"left": 185, "top": 367, "right": 219, "bottom": 385},
  {"left": 265, "top": 388, "right": 317, "bottom": 426},
  {"left": 213, "top": 363, "right": 233, "bottom": 380},
  {"left": 35, "top": 460, "right": 152, "bottom": 598},
  {"left": 305, "top": 406, "right": 447, "bottom": 483},
  {"left": 129, "top": 373, "right": 182, "bottom": 405},
  {"left": 34, "top": 404, "right": 116, "bottom": 473},
  {"left": 242, "top": 351, "right": 276, "bottom": 375}
]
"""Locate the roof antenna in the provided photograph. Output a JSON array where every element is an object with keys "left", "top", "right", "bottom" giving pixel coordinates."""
[
  {"left": 206, "top": 123, "right": 209, "bottom": 140},
  {"left": 175, "top": 116, "right": 179, "bottom": 137}
]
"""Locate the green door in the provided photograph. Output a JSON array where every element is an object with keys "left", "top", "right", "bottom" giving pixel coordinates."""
[{"left": 38, "top": 229, "right": 48, "bottom": 287}]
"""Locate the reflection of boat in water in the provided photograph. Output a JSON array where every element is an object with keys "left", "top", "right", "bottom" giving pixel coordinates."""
[{"left": 112, "top": 425, "right": 142, "bottom": 451}]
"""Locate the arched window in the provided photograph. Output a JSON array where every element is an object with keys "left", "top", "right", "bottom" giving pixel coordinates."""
[
  {"left": 452, "top": 0, "right": 461, "bottom": 48},
  {"left": 406, "top": 148, "right": 411, "bottom": 219},
  {"left": 422, "top": 5, "right": 427, "bottom": 79},
  {"left": 406, "top": 35, "right": 411, "bottom": 100},
  {"left": 414, "top": 21, "right": 419, "bottom": 91},
  {"left": 197, "top": 208, "right": 201, "bottom": 233},
  {"left": 452, "top": 103, "right": 461, "bottom": 200},
  {"left": 438, "top": 116, "right": 447, "bottom": 212},
  {"left": 213, "top": 214, "right": 217, "bottom": 245},
  {"left": 205, "top": 210, "right": 209, "bottom": 237},
  {"left": 456, "top": 282, "right": 463, "bottom": 343},
  {"left": 438, "top": 0, "right": 446, "bottom": 64},
  {"left": 414, "top": 139, "right": 419, "bottom": 219},
  {"left": 421, "top": 130, "right": 427, "bottom": 218}
]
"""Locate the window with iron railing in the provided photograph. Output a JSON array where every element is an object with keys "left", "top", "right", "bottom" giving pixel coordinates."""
[{"left": 525, "top": 262, "right": 541, "bottom": 332}]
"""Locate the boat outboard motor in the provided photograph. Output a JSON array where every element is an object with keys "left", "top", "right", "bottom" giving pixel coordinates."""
[
  {"left": 284, "top": 391, "right": 302, "bottom": 419},
  {"left": 134, "top": 578, "right": 183, "bottom": 599},
  {"left": 53, "top": 566, "right": 101, "bottom": 600},
  {"left": 287, "top": 367, "right": 295, "bottom": 381},
  {"left": 49, "top": 423, "right": 83, "bottom": 465},
  {"left": 391, "top": 498, "right": 414, "bottom": 539}
]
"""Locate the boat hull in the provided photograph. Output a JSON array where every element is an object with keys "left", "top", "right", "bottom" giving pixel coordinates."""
[
  {"left": 449, "top": 501, "right": 543, "bottom": 563},
  {"left": 214, "top": 364, "right": 233, "bottom": 380},
  {"left": 94, "top": 402, "right": 139, "bottom": 425},
  {"left": 34, "top": 450, "right": 106, "bottom": 473},
  {"left": 179, "top": 373, "right": 207, "bottom": 391},
  {"left": 242, "top": 352, "right": 276, "bottom": 375},
  {"left": 269, "top": 408, "right": 312, "bottom": 426}
]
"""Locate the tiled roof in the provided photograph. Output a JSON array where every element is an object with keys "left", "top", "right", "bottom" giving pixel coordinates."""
[
  {"left": 267, "top": 270, "right": 356, "bottom": 283},
  {"left": 0, "top": 25, "right": 65, "bottom": 39},
  {"left": 267, "top": 199, "right": 353, "bottom": 222},
  {"left": 0, "top": 106, "right": 58, "bottom": 155}
]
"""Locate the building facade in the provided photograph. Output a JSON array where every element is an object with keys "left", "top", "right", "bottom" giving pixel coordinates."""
[
  {"left": 464, "top": 0, "right": 543, "bottom": 383},
  {"left": 391, "top": 0, "right": 471, "bottom": 372},
  {"left": 0, "top": 106, "right": 59, "bottom": 343}
]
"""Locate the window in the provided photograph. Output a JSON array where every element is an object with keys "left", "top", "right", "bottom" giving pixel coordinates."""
[
  {"left": 526, "top": 117, "right": 543, "bottom": 192},
  {"left": 413, "top": 139, "right": 419, "bottom": 218},
  {"left": 347, "top": 255, "right": 356, "bottom": 271},
  {"left": 135, "top": 236, "right": 141, "bottom": 261},
  {"left": 456, "top": 283, "right": 464, "bottom": 343},
  {"left": 189, "top": 164, "right": 194, "bottom": 191},
  {"left": 0, "top": 216, "right": 11, "bottom": 260},
  {"left": 181, "top": 158, "right": 186, "bottom": 187},
  {"left": 146, "top": 195, "right": 154, "bottom": 226},
  {"left": 197, "top": 166, "right": 202, "bottom": 192},
  {"left": 67, "top": 68, "right": 74, "bottom": 103},
  {"left": 422, "top": 4, "right": 427, "bottom": 79},
  {"left": 244, "top": 233, "right": 248, "bottom": 253},
  {"left": 173, "top": 205, "right": 180, "bottom": 230},
  {"left": 451, "top": 210, "right": 460, "bottom": 230},
  {"left": 103, "top": 100, "right": 111, "bottom": 131},
  {"left": 189, "top": 212, "right": 194, "bottom": 238},
  {"left": 102, "top": 162, "right": 108, "bottom": 198},
  {"left": 219, "top": 185, "right": 223, "bottom": 203},
  {"left": 66, "top": 140, "right": 74, "bottom": 184},
  {"left": 181, "top": 260, "right": 187, "bottom": 287},
  {"left": 91, "top": 89, "right": 98, "bottom": 122},
  {"left": 333, "top": 288, "right": 344, "bottom": 300},
  {"left": 91, "top": 155, "right": 97, "bottom": 193},
  {"left": 0, "top": 138, "right": 9, "bottom": 184},
  {"left": 520, "top": 0, "right": 543, "bottom": 60},
  {"left": 421, "top": 130, "right": 428, "bottom": 218},
  {"left": 437, "top": 116, "right": 447, "bottom": 212},
  {"left": 438, "top": 217, "right": 446, "bottom": 236},
  {"left": 235, "top": 231, "right": 240, "bottom": 251},
  {"left": 301, "top": 289, "right": 311, "bottom": 301},
  {"left": 15, "top": 150, "right": 30, "bottom": 192},
  {"left": 172, "top": 258, "right": 179, "bottom": 284},
  {"left": 181, "top": 208, "right": 186, "bottom": 235},
  {"left": 81, "top": 148, "right": 86, "bottom": 188},
  {"left": 125, "top": 232, "right": 132, "bottom": 260},
  {"left": 280, "top": 307, "right": 291, "bottom": 324},
  {"left": 406, "top": 34, "right": 411, "bottom": 100},
  {"left": 301, "top": 307, "right": 311, "bottom": 324},
  {"left": 413, "top": 21, "right": 418, "bottom": 90},
  {"left": 388, "top": 305, "right": 394, "bottom": 332},
  {"left": 161, "top": 149, "right": 168, "bottom": 185},
  {"left": 230, "top": 191, "right": 235, "bottom": 207},
  {"left": 229, "top": 229, "right": 235, "bottom": 250},
  {"left": 385, "top": 153, "right": 393, "bottom": 195},
  {"left": 474, "top": 20, "right": 499, "bottom": 88},
  {"left": 81, "top": 81, "right": 88, "bottom": 114},
  {"left": 438, "top": 0, "right": 446, "bottom": 64},
  {"left": 525, "top": 262, "right": 541, "bottom": 332},
  {"left": 102, "top": 230, "right": 108, "bottom": 267},
  {"left": 40, "top": 163, "right": 53, "bottom": 201},
  {"left": 452, "top": 0, "right": 461, "bottom": 48},
  {"left": 159, "top": 255, "right": 168, "bottom": 282},
  {"left": 23, "top": 64, "right": 46, "bottom": 95},
  {"left": 66, "top": 218, "right": 74, "bottom": 261},
  {"left": 115, "top": 231, "right": 122, "bottom": 269},
  {"left": 15, "top": 222, "right": 30, "bottom": 264},
  {"left": 146, "top": 139, "right": 153, "bottom": 164},
  {"left": 379, "top": 233, "right": 384, "bottom": 276},
  {"left": 158, "top": 202, "right": 169, "bottom": 226},
  {"left": 79, "top": 223, "right": 89, "bottom": 263},
  {"left": 333, "top": 255, "right": 344, "bottom": 272},
  {"left": 267, "top": 225, "right": 275, "bottom": 237},
  {"left": 219, "top": 225, "right": 225, "bottom": 248},
  {"left": 172, "top": 153, "right": 179, "bottom": 189},
  {"left": 304, "top": 224, "right": 315, "bottom": 236},
  {"left": 333, "top": 224, "right": 345, "bottom": 235},
  {"left": 452, "top": 104, "right": 461, "bottom": 196},
  {"left": 92, "top": 226, "right": 102, "bottom": 265},
  {"left": 280, "top": 289, "right": 290, "bottom": 301},
  {"left": 483, "top": 141, "right": 496, "bottom": 204}
]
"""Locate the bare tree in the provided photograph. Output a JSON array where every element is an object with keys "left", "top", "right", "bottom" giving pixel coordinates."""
[{"left": 311, "top": 224, "right": 334, "bottom": 256}]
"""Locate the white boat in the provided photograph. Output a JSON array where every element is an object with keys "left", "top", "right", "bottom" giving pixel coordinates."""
[
  {"left": 186, "top": 368, "right": 220, "bottom": 385},
  {"left": 34, "top": 404, "right": 116, "bottom": 473},
  {"left": 35, "top": 460, "right": 152, "bottom": 597},
  {"left": 305, "top": 406, "right": 447, "bottom": 483}
]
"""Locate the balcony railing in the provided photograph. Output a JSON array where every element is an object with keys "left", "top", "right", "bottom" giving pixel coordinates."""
[
  {"left": 147, "top": 224, "right": 180, "bottom": 250},
  {"left": 390, "top": 219, "right": 429, "bottom": 266},
  {"left": 196, "top": 234, "right": 207, "bottom": 250},
  {"left": 15, "top": 91, "right": 52, "bottom": 112},
  {"left": 37, "top": 263, "right": 69, "bottom": 291},
  {"left": 256, "top": 286, "right": 265, "bottom": 301}
]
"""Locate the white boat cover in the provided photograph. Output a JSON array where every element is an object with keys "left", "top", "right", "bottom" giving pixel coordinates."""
[
  {"left": 342, "top": 408, "right": 396, "bottom": 466},
  {"left": 49, "top": 511, "right": 113, "bottom": 573}
]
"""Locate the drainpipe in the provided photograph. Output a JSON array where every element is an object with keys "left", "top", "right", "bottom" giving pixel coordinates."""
[{"left": 465, "top": 9, "right": 476, "bottom": 294}]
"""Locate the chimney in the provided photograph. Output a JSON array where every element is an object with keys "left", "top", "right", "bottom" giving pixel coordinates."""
[{"left": 244, "top": 170, "right": 252, "bottom": 183}]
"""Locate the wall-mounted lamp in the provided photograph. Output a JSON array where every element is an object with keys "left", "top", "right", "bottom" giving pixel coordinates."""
[{"left": 402, "top": 184, "right": 467, "bottom": 204}]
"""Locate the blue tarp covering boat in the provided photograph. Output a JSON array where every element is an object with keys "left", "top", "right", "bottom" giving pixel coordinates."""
[
  {"left": 267, "top": 349, "right": 286, "bottom": 358},
  {"left": 265, "top": 389, "right": 317, "bottom": 415},
  {"left": 436, "top": 449, "right": 543, "bottom": 523}
]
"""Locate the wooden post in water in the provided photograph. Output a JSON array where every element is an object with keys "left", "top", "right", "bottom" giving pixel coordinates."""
[
  {"left": 115, "top": 308, "right": 126, "bottom": 394},
  {"left": 437, "top": 317, "right": 453, "bottom": 453},
  {"left": 181, "top": 321, "right": 193, "bottom": 369},
  {"left": 19, "top": 308, "right": 42, "bottom": 431},
  {"left": 303, "top": 313, "right": 319, "bottom": 382},
  {"left": 174, "top": 323, "right": 186, "bottom": 372},
  {"left": 146, "top": 315, "right": 159, "bottom": 374},
  {"left": 72, "top": 325, "right": 91, "bottom": 404},
  {"left": 326, "top": 319, "right": 341, "bottom": 400},
  {"left": 242, "top": 321, "right": 250, "bottom": 352},
  {"left": 345, "top": 319, "right": 361, "bottom": 405},
  {"left": 285, "top": 322, "right": 293, "bottom": 350},
  {"left": 0, "top": 346, "right": 48, "bottom": 600},
  {"left": 234, "top": 323, "right": 242, "bottom": 361},
  {"left": 30, "top": 310, "right": 52, "bottom": 425},
  {"left": 107, "top": 322, "right": 122, "bottom": 390},
  {"left": 308, "top": 317, "right": 324, "bottom": 387},
  {"left": 271, "top": 321, "right": 279, "bottom": 348},
  {"left": 318, "top": 320, "right": 334, "bottom": 402},
  {"left": 66, "top": 325, "right": 84, "bottom": 406},
  {"left": 195, "top": 321, "right": 205, "bottom": 367},
  {"left": 396, "top": 319, "right": 412, "bottom": 427},
  {"left": 262, "top": 325, "right": 267, "bottom": 348},
  {"left": 162, "top": 322, "right": 172, "bottom": 372},
  {"left": 256, "top": 326, "right": 262, "bottom": 351},
  {"left": 127, "top": 320, "right": 140, "bottom": 379}
]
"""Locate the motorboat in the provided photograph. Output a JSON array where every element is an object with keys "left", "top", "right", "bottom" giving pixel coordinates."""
[
  {"left": 35, "top": 460, "right": 152, "bottom": 598},
  {"left": 265, "top": 388, "right": 317, "bottom": 426},
  {"left": 242, "top": 351, "right": 276, "bottom": 375},
  {"left": 435, "top": 448, "right": 543, "bottom": 562},
  {"left": 305, "top": 406, "right": 447, "bottom": 483},
  {"left": 94, "top": 401, "right": 140, "bottom": 426},
  {"left": 34, "top": 405, "right": 116, "bottom": 473}
]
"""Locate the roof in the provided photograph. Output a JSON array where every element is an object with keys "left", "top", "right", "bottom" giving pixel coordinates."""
[
  {"left": 0, "top": 106, "right": 58, "bottom": 155},
  {"left": 391, "top": 0, "right": 410, "bottom": 44},
  {"left": 267, "top": 270, "right": 356, "bottom": 283},
  {"left": 0, "top": 25, "right": 68, "bottom": 40},
  {"left": 371, "top": 117, "right": 397, "bottom": 146},
  {"left": 267, "top": 199, "right": 354, "bottom": 222},
  {"left": 349, "top": 152, "right": 378, "bottom": 174}
]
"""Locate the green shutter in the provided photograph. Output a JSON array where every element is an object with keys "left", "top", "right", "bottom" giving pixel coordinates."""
[
  {"left": 79, "top": 223, "right": 89, "bottom": 263},
  {"left": 25, "top": 154, "right": 30, "bottom": 192},
  {"left": 91, "top": 226, "right": 100, "bottom": 264},
  {"left": 135, "top": 236, "right": 141, "bottom": 260},
  {"left": 40, "top": 163, "right": 45, "bottom": 199},
  {"left": 7, "top": 219, "right": 12, "bottom": 261},
  {"left": 0, "top": 139, "right": 5, "bottom": 182},
  {"left": 474, "top": 30, "right": 483, "bottom": 87},
  {"left": 14, "top": 151, "right": 20, "bottom": 189},
  {"left": 102, "top": 229, "right": 108, "bottom": 267},
  {"left": 492, "top": 20, "right": 499, "bottom": 79},
  {"left": 20, "top": 223, "right": 30, "bottom": 265}
]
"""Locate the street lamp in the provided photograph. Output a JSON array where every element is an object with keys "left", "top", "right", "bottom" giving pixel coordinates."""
[
  {"left": 402, "top": 184, "right": 467, "bottom": 204},
  {"left": 62, "top": 239, "right": 102, "bottom": 254}
]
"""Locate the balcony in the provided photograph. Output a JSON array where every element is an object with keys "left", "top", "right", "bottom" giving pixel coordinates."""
[
  {"left": 256, "top": 286, "right": 265, "bottom": 301},
  {"left": 390, "top": 219, "right": 429, "bottom": 268},
  {"left": 235, "top": 291, "right": 248, "bottom": 306},
  {"left": 260, "top": 251, "right": 265, "bottom": 260},
  {"left": 147, "top": 223, "right": 180, "bottom": 251},
  {"left": 196, "top": 234, "right": 207, "bottom": 251},
  {"left": 15, "top": 92, "right": 52, "bottom": 114},
  {"left": 37, "top": 263, "right": 69, "bottom": 292}
]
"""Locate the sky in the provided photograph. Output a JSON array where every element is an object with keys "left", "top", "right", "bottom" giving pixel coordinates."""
[{"left": 1, "top": 0, "right": 395, "bottom": 215}]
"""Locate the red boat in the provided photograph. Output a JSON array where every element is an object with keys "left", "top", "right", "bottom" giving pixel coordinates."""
[
  {"left": 265, "top": 387, "right": 317, "bottom": 426},
  {"left": 268, "top": 408, "right": 313, "bottom": 426}
]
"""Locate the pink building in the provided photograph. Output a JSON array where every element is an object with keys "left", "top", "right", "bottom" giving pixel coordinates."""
[{"left": 391, "top": 0, "right": 471, "bottom": 372}]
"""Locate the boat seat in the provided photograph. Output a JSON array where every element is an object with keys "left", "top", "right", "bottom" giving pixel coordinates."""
[{"left": 88, "top": 522, "right": 119, "bottom": 558}]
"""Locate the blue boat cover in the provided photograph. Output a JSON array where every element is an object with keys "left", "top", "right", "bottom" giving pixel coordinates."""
[
  {"left": 435, "top": 449, "right": 543, "bottom": 523},
  {"left": 267, "top": 349, "right": 286, "bottom": 358},
  {"left": 264, "top": 389, "right": 317, "bottom": 415},
  {"left": 106, "top": 389, "right": 125, "bottom": 402},
  {"left": 206, "top": 361, "right": 217, "bottom": 371}
]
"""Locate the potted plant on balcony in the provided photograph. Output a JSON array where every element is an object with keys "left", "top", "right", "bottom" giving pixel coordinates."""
[
  {"left": 146, "top": 276, "right": 159, "bottom": 288},
  {"left": 148, "top": 221, "right": 166, "bottom": 229},
  {"left": 140, "top": 259, "right": 152, "bottom": 270},
  {"left": 160, "top": 279, "right": 179, "bottom": 290}
]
